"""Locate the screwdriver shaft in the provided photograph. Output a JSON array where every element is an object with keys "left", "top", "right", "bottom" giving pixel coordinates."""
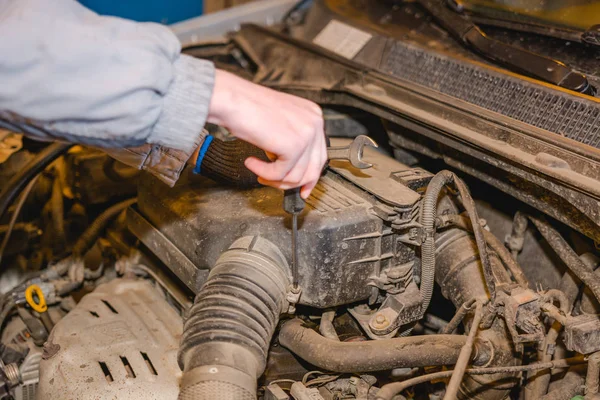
[{"left": 291, "top": 213, "right": 299, "bottom": 288}]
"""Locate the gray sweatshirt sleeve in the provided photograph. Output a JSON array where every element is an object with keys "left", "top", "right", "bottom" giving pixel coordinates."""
[{"left": 0, "top": 0, "right": 215, "bottom": 155}]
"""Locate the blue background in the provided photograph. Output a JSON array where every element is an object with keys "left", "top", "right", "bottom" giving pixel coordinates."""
[{"left": 80, "top": 0, "right": 204, "bottom": 24}]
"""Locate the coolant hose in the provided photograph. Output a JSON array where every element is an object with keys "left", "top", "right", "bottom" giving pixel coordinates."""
[
  {"left": 279, "top": 318, "right": 490, "bottom": 372},
  {"left": 71, "top": 198, "right": 136, "bottom": 257},
  {"left": 0, "top": 142, "right": 72, "bottom": 221},
  {"left": 178, "top": 236, "right": 290, "bottom": 400}
]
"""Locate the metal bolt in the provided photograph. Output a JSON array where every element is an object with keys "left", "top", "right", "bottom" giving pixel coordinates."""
[
  {"left": 408, "top": 228, "right": 418, "bottom": 240},
  {"left": 371, "top": 313, "right": 390, "bottom": 330}
]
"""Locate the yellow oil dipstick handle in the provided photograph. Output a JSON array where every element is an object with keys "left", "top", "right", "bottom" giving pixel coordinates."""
[{"left": 25, "top": 284, "right": 47, "bottom": 313}]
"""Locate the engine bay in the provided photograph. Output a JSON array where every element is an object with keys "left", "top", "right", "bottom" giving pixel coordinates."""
[{"left": 2, "top": 1, "right": 600, "bottom": 399}]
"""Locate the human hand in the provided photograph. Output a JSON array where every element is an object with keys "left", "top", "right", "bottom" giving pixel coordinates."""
[{"left": 206, "top": 69, "right": 327, "bottom": 199}]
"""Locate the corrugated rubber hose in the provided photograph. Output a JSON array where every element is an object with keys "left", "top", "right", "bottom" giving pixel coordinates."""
[{"left": 178, "top": 236, "right": 290, "bottom": 400}]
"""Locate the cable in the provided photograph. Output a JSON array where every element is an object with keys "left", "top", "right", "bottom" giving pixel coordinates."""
[
  {"left": 443, "top": 300, "right": 484, "bottom": 400},
  {"left": 441, "top": 298, "right": 476, "bottom": 334},
  {"left": 0, "top": 176, "right": 38, "bottom": 265},
  {"left": 0, "top": 142, "right": 72, "bottom": 222},
  {"left": 452, "top": 177, "right": 496, "bottom": 300},
  {"left": 527, "top": 213, "right": 600, "bottom": 303},
  {"left": 376, "top": 357, "right": 585, "bottom": 400},
  {"left": 71, "top": 198, "right": 136, "bottom": 257}
]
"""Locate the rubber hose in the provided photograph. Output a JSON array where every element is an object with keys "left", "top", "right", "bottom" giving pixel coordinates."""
[
  {"left": 587, "top": 352, "right": 600, "bottom": 399},
  {"left": 178, "top": 236, "right": 290, "bottom": 400},
  {"left": 50, "top": 175, "right": 65, "bottom": 245},
  {"left": 527, "top": 214, "right": 600, "bottom": 303},
  {"left": 579, "top": 253, "right": 600, "bottom": 314},
  {"left": 319, "top": 310, "right": 339, "bottom": 341},
  {"left": 71, "top": 198, "right": 136, "bottom": 257},
  {"left": 0, "top": 142, "right": 72, "bottom": 222},
  {"left": 279, "top": 318, "right": 489, "bottom": 373},
  {"left": 540, "top": 365, "right": 585, "bottom": 400}
]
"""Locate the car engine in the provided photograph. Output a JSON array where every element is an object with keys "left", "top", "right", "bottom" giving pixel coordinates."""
[{"left": 2, "top": 1, "right": 600, "bottom": 400}]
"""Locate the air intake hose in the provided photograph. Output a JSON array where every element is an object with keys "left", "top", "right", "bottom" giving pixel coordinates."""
[{"left": 178, "top": 236, "right": 290, "bottom": 400}]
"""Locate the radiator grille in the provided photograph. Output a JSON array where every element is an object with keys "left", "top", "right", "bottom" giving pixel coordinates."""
[{"left": 381, "top": 41, "right": 600, "bottom": 148}]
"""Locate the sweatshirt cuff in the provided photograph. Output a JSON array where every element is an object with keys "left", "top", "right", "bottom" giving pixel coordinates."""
[{"left": 147, "top": 54, "right": 216, "bottom": 154}]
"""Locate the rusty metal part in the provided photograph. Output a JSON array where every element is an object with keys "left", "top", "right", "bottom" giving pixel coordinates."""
[
  {"left": 579, "top": 253, "right": 600, "bottom": 314},
  {"left": 327, "top": 135, "right": 378, "bottom": 169},
  {"left": 278, "top": 318, "right": 491, "bottom": 373}
]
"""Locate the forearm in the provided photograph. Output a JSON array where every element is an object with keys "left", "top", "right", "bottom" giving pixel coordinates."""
[{"left": 0, "top": 0, "right": 214, "bottom": 154}]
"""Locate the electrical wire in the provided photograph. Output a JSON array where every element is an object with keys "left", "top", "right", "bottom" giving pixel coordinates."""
[
  {"left": 302, "top": 370, "right": 327, "bottom": 384},
  {"left": 528, "top": 213, "right": 600, "bottom": 303},
  {"left": 443, "top": 300, "right": 484, "bottom": 400},
  {"left": 441, "top": 298, "right": 476, "bottom": 334},
  {"left": 0, "top": 176, "right": 39, "bottom": 265},
  {"left": 266, "top": 379, "right": 296, "bottom": 386},
  {"left": 375, "top": 357, "right": 585, "bottom": 400},
  {"left": 0, "top": 142, "right": 71, "bottom": 221}
]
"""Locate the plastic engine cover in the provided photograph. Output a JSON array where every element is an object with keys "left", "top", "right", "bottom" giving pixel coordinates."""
[
  {"left": 38, "top": 279, "right": 183, "bottom": 400},
  {"left": 136, "top": 138, "right": 425, "bottom": 308}
]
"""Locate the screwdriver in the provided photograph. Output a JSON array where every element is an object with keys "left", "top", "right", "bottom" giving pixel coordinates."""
[{"left": 283, "top": 188, "right": 305, "bottom": 290}]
